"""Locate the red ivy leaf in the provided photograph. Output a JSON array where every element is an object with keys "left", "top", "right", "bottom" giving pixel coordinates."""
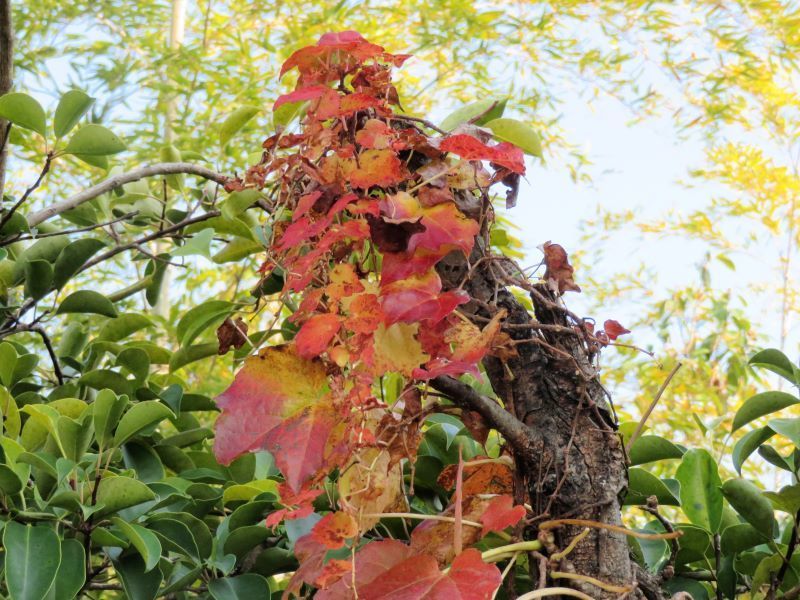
[
  {"left": 440, "top": 134, "right": 525, "bottom": 175},
  {"left": 311, "top": 511, "right": 359, "bottom": 549},
  {"left": 316, "top": 539, "right": 414, "bottom": 599},
  {"left": 213, "top": 345, "right": 336, "bottom": 491},
  {"left": 274, "top": 84, "right": 329, "bottom": 111},
  {"left": 479, "top": 495, "right": 526, "bottom": 536},
  {"left": 380, "top": 270, "right": 469, "bottom": 325},
  {"left": 603, "top": 319, "right": 631, "bottom": 341},
  {"left": 356, "top": 548, "right": 501, "bottom": 599},
  {"left": 349, "top": 149, "right": 408, "bottom": 189},
  {"left": 295, "top": 313, "right": 342, "bottom": 358}
]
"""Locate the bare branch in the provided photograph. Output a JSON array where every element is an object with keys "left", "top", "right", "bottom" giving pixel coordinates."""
[
  {"left": 0, "top": 0, "right": 14, "bottom": 199},
  {"left": 26, "top": 162, "right": 229, "bottom": 227},
  {"left": 429, "top": 375, "right": 533, "bottom": 453}
]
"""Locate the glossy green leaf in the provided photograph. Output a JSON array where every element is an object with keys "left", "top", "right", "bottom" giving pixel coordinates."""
[
  {"left": 121, "top": 440, "right": 165, "bottom": 483},
  {"left": 3, "top": 522, "right": 61, "bottom": 600},
  {"left": 720, "top": 522, "right": 766, "bottom": 555},
  {"left": 767, "top": 417, "right": 800, "bottom": 446},
  {"left": 113, "top": 400, "right": 175, "bottom": 446},
  {"left": 0, "top": 384, "right": 21, "bottom": 438},
  {"left": 732, "top": 391, "right": 799, "bottom": 432},
  {"left": 148, "top": 518, "right": 200, "bottom": 561},
  {"left": 675, "top": 449, "right": 723, "bottom": 532},
  {"left": 24, "top": 259, "right": 53, "bottom": 300},
  {"left": 64, "top": 124, "right": 126, "bottom": 156},
  {"left": 219, "top": 106, "right": 260, "bottom": 146},
  {"left": 721, "top": 478, "right": 775, "bottom": 534},
  {"left": 223, "top": 525, "right": 270, "bottom": 560},
  {"left": 0, "top": 93, "right": 47, "bottom": 136},
  {"left": 0, "top": 463, "right": 23, "bottom": 495},
  {"left": 732, "top": 426, "right": 775, "bottom": 474},
  {"left": 484, "top": 117, "right": 542, "bottom": 157},
  {"left": 172, "top": 228, "right": 214, "bottom": 258},
  {"left": 440, "top": 98, "right": 507, "bottom": 131},
  {"left": 116, "top": 347, "right": 150, "bottom": 382},
  {"left": 221, "top": 189, "right": 261, "bottom": 220},
  {"left": 208, "top": 574, "right": 272, "bottom": 600},
  {"left": 93, "top": 475, "right": 156, "bottom": 518},
  {"left": 53, "top": 90, "right": 95, "bottom": 138},
  {"left": 114, "top": 554, "right": 163, "bottom": 600},
  {"left": 92, "top": 389, "right": 128, "bottom": 448},
  {"left": 52, "top": 238, "right": 106, "bottom": 290},
  {"left": 57, "top": 290, "right": 118, "bottom": 317},
  {"left": 45, "top": 539, "right": 85, "bottom": 600},
  {"left": 764, "top": 484, "right": 800, "bottom": 515},
  {"left": 212, "top": 238, "right": 262, "bottom": 264},
  {"left": 97, "top": 313, "right": 154, "bottom": 342},
  {"left": 169, "top": 343, "right": 219, "bottom": 372},
  {"left": 624, "top": 468, "right": 679, "bottom": 506},
  {"left": 176, "top": 300, "right": 235, "bottom": 347},
  {"left": 111, "top": 518, "right": 162, "bottom": 572},
  {"left": 628, "top": 435, "right": 684, "bottom": 466},
  {"left": 750, "top": 348, "right": 798, "bottom": 384},
  {"left": 160, "top": 145, "right": 184, "bottom": 190},
  {"left": 79, "top": 370, "right": 134, "bottom": 396}
]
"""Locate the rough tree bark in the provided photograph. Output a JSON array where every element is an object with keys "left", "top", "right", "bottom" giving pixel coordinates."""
[
  {"left": 434, "top": 230, "right": 662, "bottom": 599},
  {"left": 0, "top": 0, "right": 13, "bottom": 200}
]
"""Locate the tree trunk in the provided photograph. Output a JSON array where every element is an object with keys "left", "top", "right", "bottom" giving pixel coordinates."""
[
  {"left": 437, "top": 232, "right": 661, "bottom": 599},
  {"left": 0, "top": 0, "right": 14, "bottom": 201}
]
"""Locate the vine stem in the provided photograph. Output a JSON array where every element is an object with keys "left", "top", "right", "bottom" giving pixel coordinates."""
[
  {"left": 516, "top": 588, "right": 593, "bottom": 600},
  {"left": 539, "top": 518, "right": 683, "bottom": 540}
]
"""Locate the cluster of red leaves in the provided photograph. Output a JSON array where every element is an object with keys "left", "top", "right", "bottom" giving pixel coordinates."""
[{"left": 212, "top": 31, "right": 625, "bottom": 599}]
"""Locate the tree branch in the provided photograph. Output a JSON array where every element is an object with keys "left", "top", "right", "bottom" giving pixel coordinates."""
[
  {"left": 0, "top": 0, "right": 14, "bottom": 200},
  {"left": 25, "top": 162, "right": 229, "bottom": 227},
  {"left": 430, "top": 375, "right": 533, "bottom": 453}
]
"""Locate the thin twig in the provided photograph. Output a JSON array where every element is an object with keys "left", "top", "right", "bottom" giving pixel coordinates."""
[
  {"left": 625, "top": 362, "right": 683, "bottom": 453},
  {"left": 2, "top": 211, "right": 139, "bottom": 245},
  {"left": 0, "top": 153, "right": 53, "bottom": 231}
]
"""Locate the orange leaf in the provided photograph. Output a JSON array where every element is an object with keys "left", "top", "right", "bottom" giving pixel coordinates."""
[
  {"left": 295, "top": 313, "right": 342, "bottom": 359},
  {"left": 312, "top": 511, "right": 359, "bottom": 549}
]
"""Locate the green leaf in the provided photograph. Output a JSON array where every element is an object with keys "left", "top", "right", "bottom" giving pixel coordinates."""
[
  {"left": 0, "top": 382, "right": 21, "bottom": 437},
  {"left": 71, "top": 153, "right": 109, "bottom": 170},
  {"left": 93, "top": 475, "right": 156, "bottom": 518},
  {"left": 121, "top": 440, "right": 165, "bottom": 483},
  {"left": 57, "top": 290, "right": 118, "bottom": 317},
  {"left": 24, "top": 259, "right": 53, "bottom": 300},
  {"left": 764, "top": 484, "right": 800, "bottom": 515},
  {"left": 732, "top": 426, "right": 775, "bottom": 474},
  {"left": 768, "top": 417, "right": 800, "bottom": 446},
  {"left": 208, "top": 574, "right": 272, "bottom": 600},
  {"left": 0, "top": 93, "right": 47, "bottom": 137},
  {"left": 3, "top": 522, "right": 61, "bottom": 600},
  {"left": 484, "top": 117, "right": 542, "bottom": 157},
  {"left": 148, "top": 518, "right": 200, "bottom": 561},
  {"left": 0, "top": 464, "right": 22, "bottom": 495},
  {"left": 675, "top": 449, "right": 723, "bottom": 532},
  {"left": 98, "top": 313, "right": 154, "bottom": 342},
  {"left": 113, "top": 400, "right": 175, "bottom": 447},
  {"left": 159, "top": 145, "right": 184, "bottom": 190},
  {"left": 79, "top": 370, "right": 134, "bottom": 396},
  {"left": 52, "top": 238, "right": 106, "bottom": 290},
  {"left": 219, "top": 106, "right": 260, "bottom": 147},
  {"left": 212, "top": 238, "right": 262, "bottom": 264},
  {"left": 45, "top": 539, "right": 85, "bottom": 600},
  {"left": 64, "top": 124, "right": 126, "bottom": 156},
  {"left": 0, "top": 342, "right": 17, "bottom": 388},
  {"left": 628, "top": 435, "right": 684, "bottom": 466},
  {"left": 223, "top": 525, "right": 270, "bottom": 560},
  {"left": 176, "top": 300, "right": 235, "bottom": 347},
  {"left": 92, "top": 389, "right": 128, "bottom": 447},
  {"left": 169, "top": 343, "right": 219, "bottom": 372},
  {"left": 53, "top": 90, "right": 95, "bottom": 138},
  {"left": 111, "top": 518, "right": 162, "bottom": 572},
  {"left": 440, "top": 98, "right": 507, "bottom": 131},
  {"left": 114, "top": 554, "right": 163, "bottom": 600},
  {"left": 750, "top": 348, "right": 799, "bottom": 385},
  {"left": 56, "top": 415, "right": 93, "bottom": 461},
  {"left": 623, "top": 468, "right": 680, "bottom": 506},
  {"left": 221, "top": 189, "right": 262, "bottom": 220},
  {"left": 116, "top": 347, "right": 150, "bottom": 382},
  {"left": 722, "top": 478, "right": 775, "bottom": 534},
  {"left": 720, "top": 522, "right": 767, "bottom": 555},
  {"left": 172, "top": 228, "right": 214, "bottom": 258},
  {"left": 732, "top": 391, "right": 799, "bottom": 432}
]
